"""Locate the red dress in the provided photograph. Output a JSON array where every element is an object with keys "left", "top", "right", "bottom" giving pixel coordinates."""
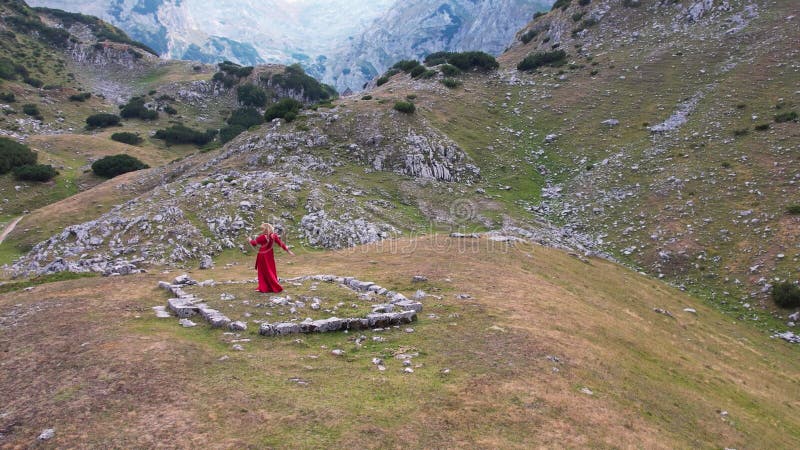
[{"left": 249, "top": 233, "right": 290, "bottom": 293}]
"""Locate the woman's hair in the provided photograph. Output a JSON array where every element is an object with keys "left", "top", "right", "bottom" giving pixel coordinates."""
[{"left": 259, "top": 223, "right": 274, "bottom": 235}]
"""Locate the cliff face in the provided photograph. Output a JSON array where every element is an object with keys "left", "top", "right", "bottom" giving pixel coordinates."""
[{"left": 321, "top": 0, "right": 553, "bottom": 92}]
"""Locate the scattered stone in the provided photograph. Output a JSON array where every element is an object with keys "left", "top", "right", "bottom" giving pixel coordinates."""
[
  {"left": 220, "top": 293, "right": 235, "bottom": 301},
  {"left": 229, "top": 321, "right": 247, "bottom": 331},
  {"left": 601, "top": 119, "right": 620, "bottom": 127},
  {"left": 331, "top": 349, "right": 345, "bottom": 356},
  {"left": 199, "top": 254, "right": 214, "bottom": 269},
  {"left": 403, "top": 367, "right": 414, "bottom": 374},
  {"left": 683, "top": 308, "right": 697, "bottom": 314},
  {"left": 179, "top": 318, "right": 197, "bottom": 327},
  {"left": 372, "top": 357, "right": 383, "bottom": 365},
  {"left": 580, "top": 387, "right": 594, "bottom": 396},
  {"left": 153, "top": 305, "right": 171, "bottom": 318},
  {"left": 232, "top": 344, "right": 244, "bottom": 351},
  {"left": 38, "top": 428, "right": 55, "bottom": 441},
  {"left": 218, "top": 355, "right": 229, "bottom": 361},
  {"left": 412, "top": 275, "right": 428, "bottom": 282},
  {"left": 653, "top": 308, "right": 675, "bottom": 318},
  {"left": 404, "top": 328, "right": 414, "bottom": 333},
  {"left": 441, "top": 368, "right": 450, "bottom": 375}
]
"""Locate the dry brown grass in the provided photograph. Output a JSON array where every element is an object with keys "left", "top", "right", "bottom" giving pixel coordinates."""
[{"left": 1, "top": 236, "right": 797, "bottom": 447}]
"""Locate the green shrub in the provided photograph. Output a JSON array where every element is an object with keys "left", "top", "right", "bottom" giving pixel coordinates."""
[
  {"left": 393, "top": 101, "right": 415, "bottom": 114},
  {"left": 424, "top": 52, "right": 453, "bottom": 66},
  {"left": 23, "top": 77, "right": 42, "bottom": 88},
  {"left": 787, "top": 205, "right": 800, "bottom": 215},
  {"left": 0, "top": 92, "right": 15, "bottom": 102},
  {"left": 120, "top": 97, "right": 157, "bottom": 120},
  {"left": 552, "top": 0, "right": 571, "bottom": 10},
  {"left": 442, "top": 78, "right": 462, "bottom": 89},
  {"left": 440, "top": 64, "right": 461, "bottom": 77},
  {"left": 533, "top": 11, "right": 546, "bottom": 19},
  {"left": 446, "top": 51, "right": 499, "bottom": 71},
  {"left": 774, "top": 111, "right": 798, "bottom": 123},
  {"left": 22, "top": 103, "right": 41, "bottom": 118},
  {"left": 622, "top": 0, "right": 641, "bottom": 6},
  {"left": 361, "top": 95, "right": 373, "bottom": 100},
  {"left": 754, "top": 123, "right": 770, "bottom": 131},
  {"left": 219, "top": 125, "right": 247, "bottom": 143},
  {"left": 581, "top": 18, "right": 598, "bottom": 28},
  {"left": 772, "top": 282, "right": 800, "bottom": 308},
  {"left": 110, "top": 132, "right": 143, "bottom": 145},
  {"left": 68, "top": 92, "right": 91, "bottom": 102},
  {"left": 264, "top": 98, "right": 302, "bottom": 122},
  {"left": 0, "top": 137, "right": 37, "bottom": 173},
  {"left": 218, "top": 61, "right": 253, "bottom": 78},
  {"left": 579, "top": 0, "right": 591, "bottom": 5},
  {"left": 86, "top": 113, "right": 121, "bottom": 128},
  {"left": 162, "top": 105, "right": 177, "bottom": 115},
  {"left": 732, "top": 127, "right": 749, "bottom": 137},
  {"left": 154, "top": 125, "right": 217, "bottom": 146},
  {"left": 228, "top": 107, "right": 264, "bottom": 129},
  {"left": 91, "top": 154, "right": 149, "bottom": 178},
  {"left": 265, "top": 64, "right": 337, "bottom": 103},
  {"left": 392, "top": 60, "right": 422, "bottom": 72},
  {"left": 518, "top": 50, "right": 567, "bottom": 71},
  {"left": 376, "top": 76, "right": 389, "bottom": 86},
  {"left": 409, "top": 65, "right": 427, "bottom": 78},
  {"left": 236, "top": 84, "right": 267, "bottom": 107},
  {"left": 572, "top": 12, "right": 585, "bottom": 22},
  {"left": 520, "top": 29, "right": 539, "bottom": 44},
  {"left": 13, "top": 164, "right": 57, "bottom": 181}
]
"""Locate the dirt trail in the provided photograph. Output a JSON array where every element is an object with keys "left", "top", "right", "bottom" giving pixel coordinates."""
[{"left": 0, "top": 216, "right": 23, "bottom": 244}]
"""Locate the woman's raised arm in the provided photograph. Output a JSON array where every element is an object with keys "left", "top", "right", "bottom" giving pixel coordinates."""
[{"left": 273, "top": 233, "right": 295, "bottom": 255}]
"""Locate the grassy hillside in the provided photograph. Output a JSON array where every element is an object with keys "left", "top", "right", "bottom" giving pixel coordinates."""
[{"left": 0, "top": 236, "right": 798, "bottom": 447}]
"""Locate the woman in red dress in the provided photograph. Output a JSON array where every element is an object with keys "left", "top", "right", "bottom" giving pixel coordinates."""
[{"left": 249, "top": 223, "right": 294, "bottom": 293}]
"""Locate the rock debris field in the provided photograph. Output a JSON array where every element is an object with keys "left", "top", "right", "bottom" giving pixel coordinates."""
[{"left": 156, "top": 274, "right": 423, "bottom": 337}]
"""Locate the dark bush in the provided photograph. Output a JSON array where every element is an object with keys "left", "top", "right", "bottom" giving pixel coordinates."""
[
  {"left": 787, "top": 205, "right": 800, "bottom": 215},
  {"left": 228, "top": 107, "right": 264, "bottom": 129},
  {"left": 218, "top": 60, "right": 253, "bottom": 77},
  {"left": 236, "top": 84, "right": 267, "bottom": 107},
  {"left": 0, "top": 92, "right": 15, "bottom": 102},
  {"left": 732, "top": 127, "right": 749, "bottom": 137},
  {"left": 622, "top": 0, "right": 641, "bottom": 7},
  {"left": 361, "top": 95, "right": 373, "bottom": 100},
  {"left": 13, "top": 164, "right": 57, "bottom": 181},
  {"left": 385, "top": 68, "right": 401, "bottom": 77},
  {"left": 376, "top": 76, "right": 389, "bottom": 86},
  {"left": 120, "top": 97, "right": 158, "bottom": 120},
  {"left": 424, "top": 52, "right": 453, "bottom": 66},
  {"left": 68, "top": 92, "right": 91, "bottom": 102},
  {"left": 441, "top": 78, "right": 462, "bottom": 89},
  {"left": 393, "top": 101, "right": 415, "bottom": 114},
  {"left": 533, "top": 11, "right": 546, "bottom": 19},
  {"left": 23, "top": 77, "right": 42, "bottom": 88},
  {"left": 520, "top": 29, "right": 539, "bottom": 44},
  {"left": 754, "top": 123, "right": 770, "bottom": 131},
  {"left": 0, "top": 137, "right": 37, "bottom": 173},
  {"left": 219, "top": 124, "right": 247, "bottom": 144},
  {"left": 579, "top": 0, "right": 591, "bottom": 5},
  {"left": 265, "top": 64, "right": 336, "bottom": 103},
  {"left": 22, "top": 103, "right": 42, "bottom": 120},
  {"left": 518, "top": 50, "right": 567, "bottom": 71},
  {"left": 154, "top": 125, "right": 216, "bottom": 146},
  {"left": 110, "top": 132, "right": 143, "bottom": 145},
  {"left": 162, "top": 105, "right": 177, "bottom": 115},
  {"left": 572, "top": 12, "right": 585, "bottom": 22},
  {"left": 774, "top": 111, "right": 798, "bottom": 123},
  {"left": 409, "top": 65, "right": 427, "bottom": 78},
  {"left": 393, "top": 60, "right": 422, "bottom": 73},
  {"left": 440, "top": 64, "right": 461, "bottom": 77},
  {"left": 772, "top": 282, "right": 800, "bottom": 308},
  {"left": 552, "top": 0, "right": 571, "bottom": 11},
  {"left": 32, "top": 7, "right": 157, "bottom": 54},
  {"left": 446, "top": 52, "right": 499, "bottom": 71},
  {"left": 91, "top": 154, "right": 149, "bottom": 178},
  {"left": 581, "top": 18, "right": 598, "bottom": 28},
  {"left": 86, "top": 113, "right": 121, "bottom": 128},
  {"left": 264, "top": 98, "right": 302, "bottom": 122}
]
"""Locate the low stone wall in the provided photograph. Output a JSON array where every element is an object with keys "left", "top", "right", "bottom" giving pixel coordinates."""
[{"left": 157, "top": 274, "right": 422, "bottom": 336}]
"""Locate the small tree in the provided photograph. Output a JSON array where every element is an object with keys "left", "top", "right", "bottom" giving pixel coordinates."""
[
  {"left": 22, "top": 103, "right": 43, "bottom": 120},
  {"left": 236, "top": 84, "right": 268, "bottom": 107},
  {"left": 91, "top": 154, "right": 149, "bottom": 178},
  {"left": 120, "top": 97, "right": 158, "bottom": 120},
  {"left": 13, "top": 164, "right": 57, "bottom": 182},
  {"left": 68, "top": 92, "right": 91, "bottom": 102},
  {"left": 518, "top": 50, "right": 567, "bottom": 71}
]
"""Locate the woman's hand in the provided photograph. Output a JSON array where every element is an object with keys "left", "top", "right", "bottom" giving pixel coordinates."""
[{"left": 288, "top": 250, "right": 296, "bottom": 256}]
